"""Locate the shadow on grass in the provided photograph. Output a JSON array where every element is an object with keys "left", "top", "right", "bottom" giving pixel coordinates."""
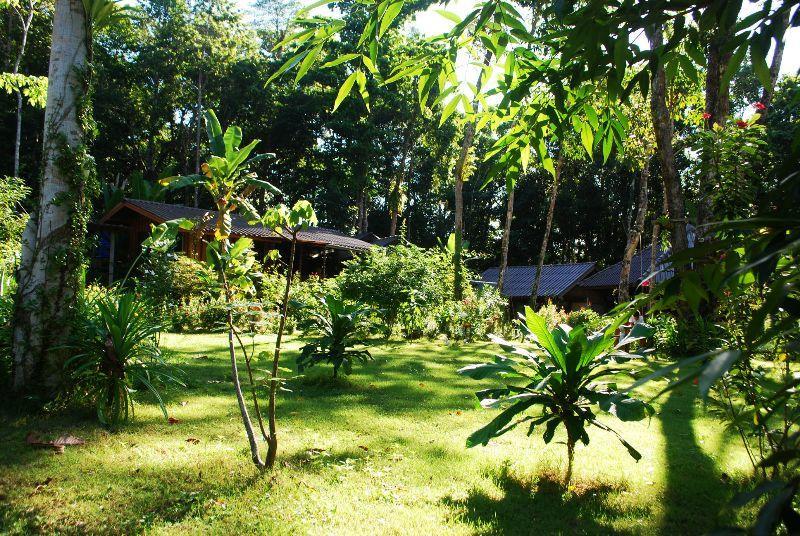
[
  {"left": 444, "top": 464, "right": 644, "bottom": 535},
  {"left": 658, "top": 386, "right": 731, "bottom": 533}
]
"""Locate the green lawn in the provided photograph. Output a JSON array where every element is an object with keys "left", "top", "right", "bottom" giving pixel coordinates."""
[{"left": 1, "top": 334, "right": 756, "bottom": 535}]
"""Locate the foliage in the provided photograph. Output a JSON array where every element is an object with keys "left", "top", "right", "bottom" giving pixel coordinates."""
[
  {"left": 638, "top": 167, "right": 800, "bottom": 532},
  {"left": 0, "top": 72, "right": 48, "bottom": 108},
  {"left": 296, "top": 294, "right": 375, "bottom": 378},
  {"left": 338, "top": 243, "right": 453, "bottom": 335},
  {"left": 434, "top": 285, "right": 505, "bottom": 342},
  {"left": 566, "top": 308, "right": 602, "bottom": 332},
  {"left": 169, "top": 255, "right": 216, "bottom": 304},
  {"left": 0, "top": 293, "right": 14, "bottom": 387},
  {"left": 0, "top": 176, "right": 30, "bottom": 283},
  {"left": 65, "top": 291, "right": 182, "bottom": 427},
  {"left": 535, "top": 301, "right": 569, "bottom": 331},
  {"left": 688, "top": 115, "right": 769, "bottom": 221},
  {"left": 459, "top": 307, "right": 655, "bottom": 485}
]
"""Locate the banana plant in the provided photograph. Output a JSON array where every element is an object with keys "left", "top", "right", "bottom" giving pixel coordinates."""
[
  {"left": 458, "top": 307, "right": 655, "bottom": 486},
  {"left": 160, "top": 109, "right": 279, "bottom": 245},
  {"left": 160, "top": 109, "right": 285, "bottom": 470}
]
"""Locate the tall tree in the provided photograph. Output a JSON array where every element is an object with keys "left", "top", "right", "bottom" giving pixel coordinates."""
[
  {"left": 759, "top": 9, "right": 791, "bottom": 120},
  {"left": 11, "top": 0, "right": 90, "bottom": 392},
  {"left": 530, "top": 148, "right": 563, "bottom": 305},
  {"left": 496, "top": 181, "right": 514, "bottom": 300},
  {"left": 646, "top": 23, "right": 688, "bottom": 256},
  {"left": 4, "top": 0, "right": 44, "bottom": 176},
  {"left": 617, "top": 159, "right": 649, "bottom": 303},
  {"left": 452, "top": 49, "right": 492, "bottom": 300}
]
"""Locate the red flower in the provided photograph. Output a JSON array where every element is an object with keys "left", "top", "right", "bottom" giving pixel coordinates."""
[
  {"left": 702, "top": 112, "right": 712, "bottom": 120},
  {"left": 736, "top": 120, "right": 748, "bottom": 129},
  {"left": 753, "top": 102, "right": 767, "bottom": 111},
  {"left": 641, "top": 279, "right": 650, "bottom": 287}
]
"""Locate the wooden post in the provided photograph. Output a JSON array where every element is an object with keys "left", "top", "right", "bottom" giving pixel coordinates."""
[{"left": 107, "top": 232, "right": 115, "bottom": 286}]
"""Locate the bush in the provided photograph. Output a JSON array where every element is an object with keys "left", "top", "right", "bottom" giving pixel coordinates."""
[
  {"left": 535, "top": 301, "right": 568, "bottom": 329},
  {"left": 434, "top": 285, "right": 506, "bottom": 342},
  {"left": 296, "top": 295, "right": 376, "bottom": 377},
  {"left": 65, "top": 291, "right": 183, "bottom": 427},
  {"left": 337, "top": 244, "right": 454, "bottom": 336},
  {"left": 567, "top": 308, "right": 602, "bottom": 331},
  {"left": 0, "top": 293, "right": 13, "bottom": 387}
]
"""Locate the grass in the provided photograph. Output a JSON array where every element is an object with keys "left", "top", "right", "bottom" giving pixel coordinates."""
[{"left": 0, "top": 333, "right": 757, "bottom": 535}]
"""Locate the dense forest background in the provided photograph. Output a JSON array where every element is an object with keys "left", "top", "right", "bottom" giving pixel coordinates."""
[{"left": 1, "top": 0, "right": 796, "bottom": 271}]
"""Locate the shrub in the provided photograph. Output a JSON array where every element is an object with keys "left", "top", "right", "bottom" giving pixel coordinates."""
[
  {"left": 66, "top": 292, "right": 183, "bottom": 427},
  {"left": 535, "top": 301, "right": 569, "bottom": 329},
  {"left": 338, "top": 244, "right": 454, "bottom": 335},
  {"left": 435, "top": 285, "right": 506, "bottom": 342},
  {"left": 0, "top": 293, "right": 13, "bottom": 387},
  {"left": 566, "top": 308, "right": 602, "bottom": 332},
  {"left": 170, "top": 255, "right": 215, "bottom": 304},
  {"left": 296, "top": 295, "right": 375, "bottom": 378}
]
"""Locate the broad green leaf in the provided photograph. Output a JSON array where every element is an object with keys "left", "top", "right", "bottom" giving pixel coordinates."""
[
  {"left": 580, "top": 122, "right": 593, "bottom": 159},
  {"left": 466, "top": 396, "right": 541, "bottom": 447}
]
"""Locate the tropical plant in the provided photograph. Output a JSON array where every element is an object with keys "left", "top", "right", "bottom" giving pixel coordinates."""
[
  {"left": 633, "top": 165, "right": 800, "bottom": 533},
  {"left": 459, "top": 307, "right": 655, "bottom": 486},
  {"left": 161, "top": 109, "right": 278, "bottom": 468},
  {"left": 296, "top": 295, "right": 374, "bottom": 378},
  {"left": 338, "top": 243, "right": 453, "bottom": 334},
  {"left": 65, "top": 292, "right": 182, "bottom": 427},
  {"left": 161, "top": 109, "right": 315, "bottom": 469}
]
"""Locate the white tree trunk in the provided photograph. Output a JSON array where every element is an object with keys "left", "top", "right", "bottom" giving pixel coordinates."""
[{"left": 12, "top": 0, "right": 88, "bottom": 392}]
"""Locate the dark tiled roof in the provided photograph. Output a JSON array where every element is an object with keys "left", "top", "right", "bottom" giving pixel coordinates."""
[
  {"left": 578, "top": 244, "right": 673, "bottom": 288},
  {"left": 480, "top": 262, "right": 596, "bottom": 298},
  {"left": 104, "top": 199, "right": 373, "bottom": 252}
]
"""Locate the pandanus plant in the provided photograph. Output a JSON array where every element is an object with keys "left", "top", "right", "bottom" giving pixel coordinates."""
[
  {"left": 459, "top": 307, "right": 655, "bottom": 486},
  {"left": 161, "top": 109, "right": 315, "bottom": 469}
]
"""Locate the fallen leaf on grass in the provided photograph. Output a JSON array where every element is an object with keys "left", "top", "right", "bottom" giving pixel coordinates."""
[
  {"left": 168, "top": 417, "right": 181, "bottom": 425},
  {"left": 186, "top": 438, "right": 200, "bottom": 445},
  {"left": 26, "top": 432, "right": 85, "bottom": 453}
]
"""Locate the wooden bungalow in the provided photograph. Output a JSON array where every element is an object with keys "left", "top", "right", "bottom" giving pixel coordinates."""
[
  {"left": 93, "top": 199, "right": 375, "bottom": 284},
  {"left": 479, "top": 262, "right": 597, "bottom": 313}
]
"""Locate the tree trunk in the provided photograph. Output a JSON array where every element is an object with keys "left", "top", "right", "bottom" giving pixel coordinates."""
[
  {"left": 453, "top": 49, "right": 492, "bottom": 301},
  {"left": 618, "top": 159, "right": 650, "bottom": 303},
  {"left": 193, "top": 70, "right": 204, "bottom": 207},
  {"left": 697, "top": 26, "right": 735, "bottom": 233},
  {"left": 11, "top": 0, "right": 89, "bottom": 393},
  {"left": 266, "top": 232, "right": 297, "bottom": 469},
  {"left": 452, "top": 120, "right": 474, "bottom": 301},
  {"left": 225, "top": 281, "right": 265, "bottom": 468},
  {"left": 497, "top": 185, "right": 514, "bottom": 298},
  {"left": 531, "top": 150, "right": 563, "bottom": 306},
  {"left": 357, "top": 187, "right": 368, "bottom": 234},
  {"left": 646, "top": 25, "right": 688, "bottom": 257},
  {"left": 11, "top": 2, "right": 34, "bottom": 177},
  {"left": 564, "top": 432, "right": 576, "bottom": 488},
  {"left": 758, "top": 9, "right": 790, "bottom": 121},
  {"left": 390, "top": 111, "right": 416, "bottom": 236}
]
